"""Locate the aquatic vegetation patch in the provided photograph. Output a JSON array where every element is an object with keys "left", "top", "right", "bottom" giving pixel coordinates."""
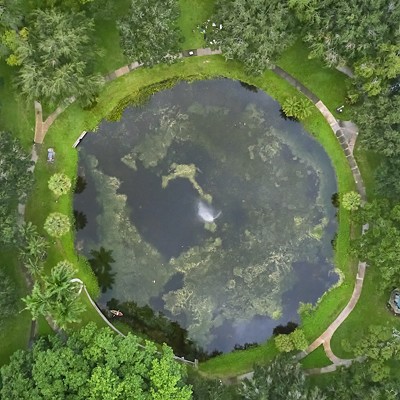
[{"left": 75, "top": 80, "right": 337, "bottom": 350}]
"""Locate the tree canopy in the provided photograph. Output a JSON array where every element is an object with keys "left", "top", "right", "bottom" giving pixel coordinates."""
[
  {"left": 0, "top": 322, "right": 192, "bottom": 399},
  {"left": 2, "top": 8, "right": 104, "bottom": 106},
  {"left": 0, "top": 131, "right": 33, "bottom": 245},
  {"left": 208, "top": 0, "right": 296, "bottom": 74},
  {"left": 297, "top": 0, "right": 400, "bottom": 96},
  {"left": 117, "top": 0, "right": 182, "bottom": 66}
]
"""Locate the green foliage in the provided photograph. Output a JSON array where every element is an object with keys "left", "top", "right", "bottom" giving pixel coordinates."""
[
  {"left": 323, "top": 360, "right": 400, "bottom": 399},
  {"left": 22, "top": 260, "right": 85, "bottom": 329},
  {"left": 356, "top": 94, "right": 400, "bottom": 158},
  {"left": 208, "top": 0, "right": 297, "bottom": 74},
  {"left": 275, "top": 328, "right": 308, "bottom": 352},
  {"left": 17, "top": 222, "right": 48, "bottom": 277},
  {"left": 341, "top": 191, "right": 361, "bottom": 211},
  {"left": 0, "top": 131, "right": 33, "bottom": 246},
  {"left": 48, "top": 173, "right": 72, "bottom": 198},
  {"left": 44, "top": 212, "right": 70, "bottom": 238},
  {"left": 346, "top": 325, "right": 400, "bottom": 382},
  {"left": 352, "top": 200, "right": 400, "bottom": 291},
  {"left": 282, "top": 96, "right": 313, "bottom": 120},
  {"left": 117, "top": 0, "right": 182, "bottom": 66},
  {"left": 0, "top": 322, "right": 192, "bottom": 399},
  {"left": 3, "top": 9, "right": 104, "bottom": 107},
  {"left": 0, "top": 267, "right": 18, "bottom": 323},
  {"left": 302, "top": 0, "right": 400, "bottom": 96},
  {"left": 274, "top": 333, "right": 294, "bottom": 352},
  {"left": 240, "top": 355, "right": 325, "bottom": 399}
]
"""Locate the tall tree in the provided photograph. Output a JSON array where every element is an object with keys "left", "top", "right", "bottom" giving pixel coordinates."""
[
  {"left": 23, "top": 260, "right": 85, "bottom": 329},
  {"left": 0, "top": 131, "right": 33, "bottom": 246},
  {"left": 117, "top": 0, "right": 182, "bottom": 66},
  {"left": 240, "top": 355, "right": 326, "bottom": 399},
  {"left": 0, "top": 322, "right": 192, "bottom": 399},
  {"left": 44, "top": 212, "right": 71, "bottom": 238},
  {"left": 300, "top": 0, "right": 400, "bottom": 96},
  {"left": 208, "top": 0, "right": 297, "bottom": 74},
  {"left": 2, "top": 9, "right": 104, "bottom": 107}
]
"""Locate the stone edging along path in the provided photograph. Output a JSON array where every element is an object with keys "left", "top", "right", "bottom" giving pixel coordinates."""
[{"left": 32, "top": 49, "right": 367, "bottom": 375}]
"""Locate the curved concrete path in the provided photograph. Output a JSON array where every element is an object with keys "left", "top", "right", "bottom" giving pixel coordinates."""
[
  {"left": 273, "top": 66, "right": 368, "bottom": 374},
  {"left": 33, "top": 50, "right": 368, "bottom": 375},
  {"left": 34, "top": 48, "right": 221, "bottom": 144}
]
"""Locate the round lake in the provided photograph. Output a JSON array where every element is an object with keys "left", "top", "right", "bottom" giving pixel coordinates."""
[{"left": 74, "top": 79, "right": 338, "bottom": 353}]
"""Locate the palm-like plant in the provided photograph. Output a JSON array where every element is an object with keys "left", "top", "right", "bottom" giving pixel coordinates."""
[
  {"left": 44, "top": 212, "right": 70, "bottom": 238},
  {"left": 23, "top": 260, "right": 85, "bottom": 329},
  {"left": 22, "top": 283, "right": 50, "bottom": 320},
  {"left": 48, "top": 173, "right": 72, "bottom": 198}
]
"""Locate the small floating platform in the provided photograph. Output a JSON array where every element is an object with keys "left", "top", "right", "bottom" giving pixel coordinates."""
[{"left": 388, "top": 288, "right": 400, "bottom": 315}]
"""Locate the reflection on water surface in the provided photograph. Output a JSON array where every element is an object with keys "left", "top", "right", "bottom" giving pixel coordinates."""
[{"left": 74, "top": 79, "right": 338, "bottom": 352}]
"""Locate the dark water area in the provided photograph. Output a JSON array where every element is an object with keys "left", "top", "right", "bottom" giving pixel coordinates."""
[{"left": 74, "top": 79, "right": 338, "bottom": 352}]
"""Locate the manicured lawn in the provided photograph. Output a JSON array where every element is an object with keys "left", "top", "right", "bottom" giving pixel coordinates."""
[
  {"left": 22, "top": 54, "right": 356, "bottom": 377},
  {"left": 178, "top": 0, "right": 215, "bottom": 49},
  {"left": 300, "top": 345, "right": 332, "bottom": 369},
  {"left": 278, "top": 40, "right": 351, "bottom": 119}
]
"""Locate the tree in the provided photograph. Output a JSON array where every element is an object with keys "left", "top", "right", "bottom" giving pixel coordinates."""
[
  {"left": 351, "top": 200, "right": 400, "bottom": 290},
  {"left": 0, "top": 131, "right": 33, "bottom": 246},
  {"left": 282, "top": 96, "right": 313, "bottom": 120},
  {"left": 342, "top": 191, "right": 361, "bottom": 211},
  {"left": 18, "top": 222, "right": 48, "bottom": 276},
  {"left": 354, "top": 94, "right": 400, "bottom": 157},
  {"left": 300, "top": 0, "right": 400, "bottom": 96},
  {"left": 2, "top": 9, "right": 104, "bottom": 106},
  {"left": 23, "top": 260, "right": 84, "bottom": 329},
  {"left": 240, "top": 355, "right": 326, "bottom": 400},
  {"left": 44, "top": 212, "right": 70, "bottom": 238},
  {"left": 207, "top": 0, "right": 297, "bottom": 74},
  {"left": 117, "top": 0, "right": 182, "bottom": 66},
  {"left": 48, "top": 173, "right": 72, "bottom": 198},
  {"left": 0, "top": 322, "right": 192, "bottom": 399},
  {"left": 343, "top": 325, "right": 400, "bottom": 382},
  {"left": 0, "top": 267, "right": 18, "bottom": 323},
  {"left": 275, "top": 328, "right": 308, "bottom": 352}
]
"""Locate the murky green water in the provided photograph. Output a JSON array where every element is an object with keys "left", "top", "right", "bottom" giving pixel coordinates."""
[{"left": 74, "top": 79, "right": 338, "bottom": 352}]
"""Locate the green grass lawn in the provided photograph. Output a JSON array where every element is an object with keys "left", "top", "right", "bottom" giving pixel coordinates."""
[
  {"left": 300, "top": 345, "right": 332, "bottom": 369},
  {"left": 21, "top": 53, "right": 356, "bottom": 377},
  {"left": 278, "top": 40, "right": 351, "bottom": 119},
  {"left": 178, "top": 0, "right": 215, "bottom": 49}
]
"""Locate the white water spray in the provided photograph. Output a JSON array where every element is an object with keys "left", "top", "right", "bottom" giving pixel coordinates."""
[{"left": 197, "top": 200, "right": 221, "bottom": 222}]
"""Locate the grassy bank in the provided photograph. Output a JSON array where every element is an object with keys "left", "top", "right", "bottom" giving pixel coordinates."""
[{"left": 22, "top": 54, "right": 354, "bottom": 377}]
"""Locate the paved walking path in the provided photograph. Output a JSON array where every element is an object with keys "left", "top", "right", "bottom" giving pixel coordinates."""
[
  {"left": 34, "top": 48, "right": 222, "bottom": 144},
  {"left": 272, "top": 66, "right": 368, "bottom": 375},
  {"left": 32, "top": 50, "right": 368, "bottom": 375}
]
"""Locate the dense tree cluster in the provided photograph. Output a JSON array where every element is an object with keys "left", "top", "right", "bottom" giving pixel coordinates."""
[
  {"left": 0, "top": 131, "right": 33, "bottom": 246},
  {"left": 0, "top": 323, "right": 192, "bottom": 400},
  {"left": 296, "top": 0, "right": 400, "bottom": 97},
  {"left": 2, "top": 9, "right": 104, "bottom": 106},
  {"left": 117, "top": 0, "right": 182, "bottom": 66},
  {"left": 352, "top": 200, "right": 400, "bottom": 291},
  {"left": 208, "top": 0, "right": 296, "bottom": 74}
]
